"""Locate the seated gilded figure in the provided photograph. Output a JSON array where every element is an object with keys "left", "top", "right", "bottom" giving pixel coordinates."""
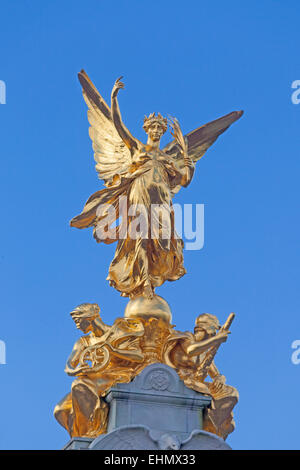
[
  {"left": 163, "top": 313, "right": 238, "bottom": 440},
  {"left": 54, "top": 301, "right": 238, "bottom": 441},
  {"left": 54, "top": 303, "right": 145, "bottom": 438}
]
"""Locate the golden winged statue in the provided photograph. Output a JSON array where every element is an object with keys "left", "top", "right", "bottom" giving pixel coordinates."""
[{"left": 71, "top": 71, "right": 243, "bottom": 299}]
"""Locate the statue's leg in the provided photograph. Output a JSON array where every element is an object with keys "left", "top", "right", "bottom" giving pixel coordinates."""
[
  {"left": 70, "top": 377, "right": 108, "bottom": 438},
  {"left": 108, "top": 236, "right": 151, "bottom": 298},
  {"left": 53, "top": 392, "right": 72, "bottom": 432},
  {"left": 203, "top": 383, "right": 238, "bottom": 440}
]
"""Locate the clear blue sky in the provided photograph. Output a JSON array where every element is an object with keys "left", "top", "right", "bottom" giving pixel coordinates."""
[{"left": 0, "top": 0, "right": 299, "bottom": 450}]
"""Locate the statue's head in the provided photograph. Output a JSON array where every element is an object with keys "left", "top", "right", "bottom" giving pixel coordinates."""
[
  {"left": 158, "top": 433, "right": 181, "bottom": 450},
  {"left": 194, "top": 313, "right": 220, "bottom": 340},
  {"left": 70, "top": 303, "right": 100, "bottom": 334},
  {"left": 143, "top": 113, "right": 168, "bottom": 142}
]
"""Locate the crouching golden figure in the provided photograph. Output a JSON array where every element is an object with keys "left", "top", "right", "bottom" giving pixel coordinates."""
[
  {"left": 70, "top": 71, "right": 243, "bottom": 299},
  {"left": 163, "top": 312, "right": 238, "bottom": 440}
]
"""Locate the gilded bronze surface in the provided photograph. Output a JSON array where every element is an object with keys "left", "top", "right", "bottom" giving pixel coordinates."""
[
  {"left": 54, "top": 303, "right": 146, "bottom": 438},
  {"left": 54, "top": 72, "right": 242, "bottom": 442},
  {"left": 54, "top": 300, "right": 238, "bottom": 440},
  {"left": 70, "top": 71, "right": 243, "bottom": 299},
  {"left": 163, "top": 312, "right": 238, "bottom": 439}
]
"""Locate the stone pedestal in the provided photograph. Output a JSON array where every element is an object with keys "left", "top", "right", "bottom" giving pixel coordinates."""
[
  {"left": 63, "top": 437, "right": 92, "bottom": 450},
  {"left": 64, "top": 364, "right": 231, "bottom": 450},
  {"left": 105, "top": 363, "right": 211, "bottom": 438}
]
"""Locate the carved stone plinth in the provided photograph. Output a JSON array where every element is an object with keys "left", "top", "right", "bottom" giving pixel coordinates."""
[
  {"left": 64, "top": 364, "right": 231, "bottom": 450},
  {"left": 105, "top": 363, "right": 211, "bottom": 437}
]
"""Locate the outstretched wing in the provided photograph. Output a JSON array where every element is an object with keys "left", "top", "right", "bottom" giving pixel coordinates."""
[
  {"left": 78, "top": 70, "right": 132, "bottom": 186},
  {"left": 181, "top": 429, "right": 231, "bottom": 450},
  {"left": 163, "top": 110, "right": 243, "bottom": 195},
  {"left": 89, "top": 425, "right": 159, "bottom": 450}
]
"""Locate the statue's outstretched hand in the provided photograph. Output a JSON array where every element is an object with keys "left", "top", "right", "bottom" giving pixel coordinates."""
[
  {"left": 112, "top": 76, "right": 125, "bottom": 98},
  {"left": 216, "top": 330, "right": 230, "bottom": 344}
]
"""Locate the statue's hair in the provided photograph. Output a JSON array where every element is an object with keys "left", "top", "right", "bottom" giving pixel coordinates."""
[
  {"left": 195, "top": 313, "right": 220, "bottom": 331},
  {"left": 143, "top": 112, "right": 168, "bottom": 134},
  {"left": 70, "top": 303, "right": 100, "bottom": 320}
]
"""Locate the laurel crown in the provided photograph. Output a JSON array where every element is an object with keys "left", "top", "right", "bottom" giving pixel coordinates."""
[{"left": 143, "top": 112, "right": 168, "bottom": 133}]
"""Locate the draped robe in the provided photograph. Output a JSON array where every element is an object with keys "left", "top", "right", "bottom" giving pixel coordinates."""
[{"left": 71, "top": 148, "right": 187, "bottom": 297}]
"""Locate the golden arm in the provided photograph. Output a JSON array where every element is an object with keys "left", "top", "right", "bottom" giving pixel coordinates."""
[
  {"left": 111, "top": 77, "right": 138, "bottom": 152},
  {"left": 185, "top": 333, "right": 228, "bottom": 357},
  {"left": 64, "top": 338, "right": 87, "bottom": 376}
]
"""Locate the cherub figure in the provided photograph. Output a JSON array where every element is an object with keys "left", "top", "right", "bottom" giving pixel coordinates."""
[
  {"left": 54, "top": 303, "right": 144, "bottom": 438},
  {"left": 71, "top": 71, "right": 243, "bottom": 299}
]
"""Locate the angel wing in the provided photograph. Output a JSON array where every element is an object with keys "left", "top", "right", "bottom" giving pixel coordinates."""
[
  {"left": 163, "top": 110, "right": 243, "bottom": 196},
  {"left": 181, "top": 429, "right": 231, "bottom": 450},
  {"left": 89, "top": 425, "right": 159, "bottom": 450},
  {"left": 78, "top": 70, "right": 132, "bottom": 186}
]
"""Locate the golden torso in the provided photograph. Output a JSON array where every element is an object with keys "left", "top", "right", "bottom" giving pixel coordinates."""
[
  {"left": 169, "top": 339, "right": 205, "bottom": 371},
  {"left": 130, "top": 147, "right": 172, "bottom": 206}
]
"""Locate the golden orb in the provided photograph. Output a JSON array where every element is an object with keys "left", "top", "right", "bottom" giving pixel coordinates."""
[{"left": 124, "top": 295, "right": 172, "bottom": 324}]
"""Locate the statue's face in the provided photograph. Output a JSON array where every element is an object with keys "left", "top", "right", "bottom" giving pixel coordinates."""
[
  {"left": 147, "top": 121, "right": 165, "bottom": 142},
  {"left": 194, "top": 325, "right": 207, "bottom": 341},
  {"left": 74, "top": 317, "right": 93, "bottom": 333},
  {"left": 194, "top": 321, "right": 217, "bottom": 340}
]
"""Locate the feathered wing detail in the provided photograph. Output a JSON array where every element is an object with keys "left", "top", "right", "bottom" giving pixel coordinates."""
[
  {"left": 78, "top": 70, "right": 132, "bottom": 186},
  {"left": 90, "top": 426, "right": 159, "bottom": 450},
  {"left": 163, "top": 110, "right": 243, "bottom": 195},
  {"left": 181, "top": 430, "right": 231, "bottom": 450}
]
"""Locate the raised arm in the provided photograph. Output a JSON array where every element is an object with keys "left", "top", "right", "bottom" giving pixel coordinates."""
[
  {"left": 111, "top": 77, "right": 138, "bottom": 152},
  {"left": 185, "top": 330, "right": 229, "bottom": 357}
]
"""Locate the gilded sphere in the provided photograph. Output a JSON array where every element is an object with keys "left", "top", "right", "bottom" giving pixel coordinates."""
[{"left": 124, "top": 295, "right": 172, "bottom": 324}]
